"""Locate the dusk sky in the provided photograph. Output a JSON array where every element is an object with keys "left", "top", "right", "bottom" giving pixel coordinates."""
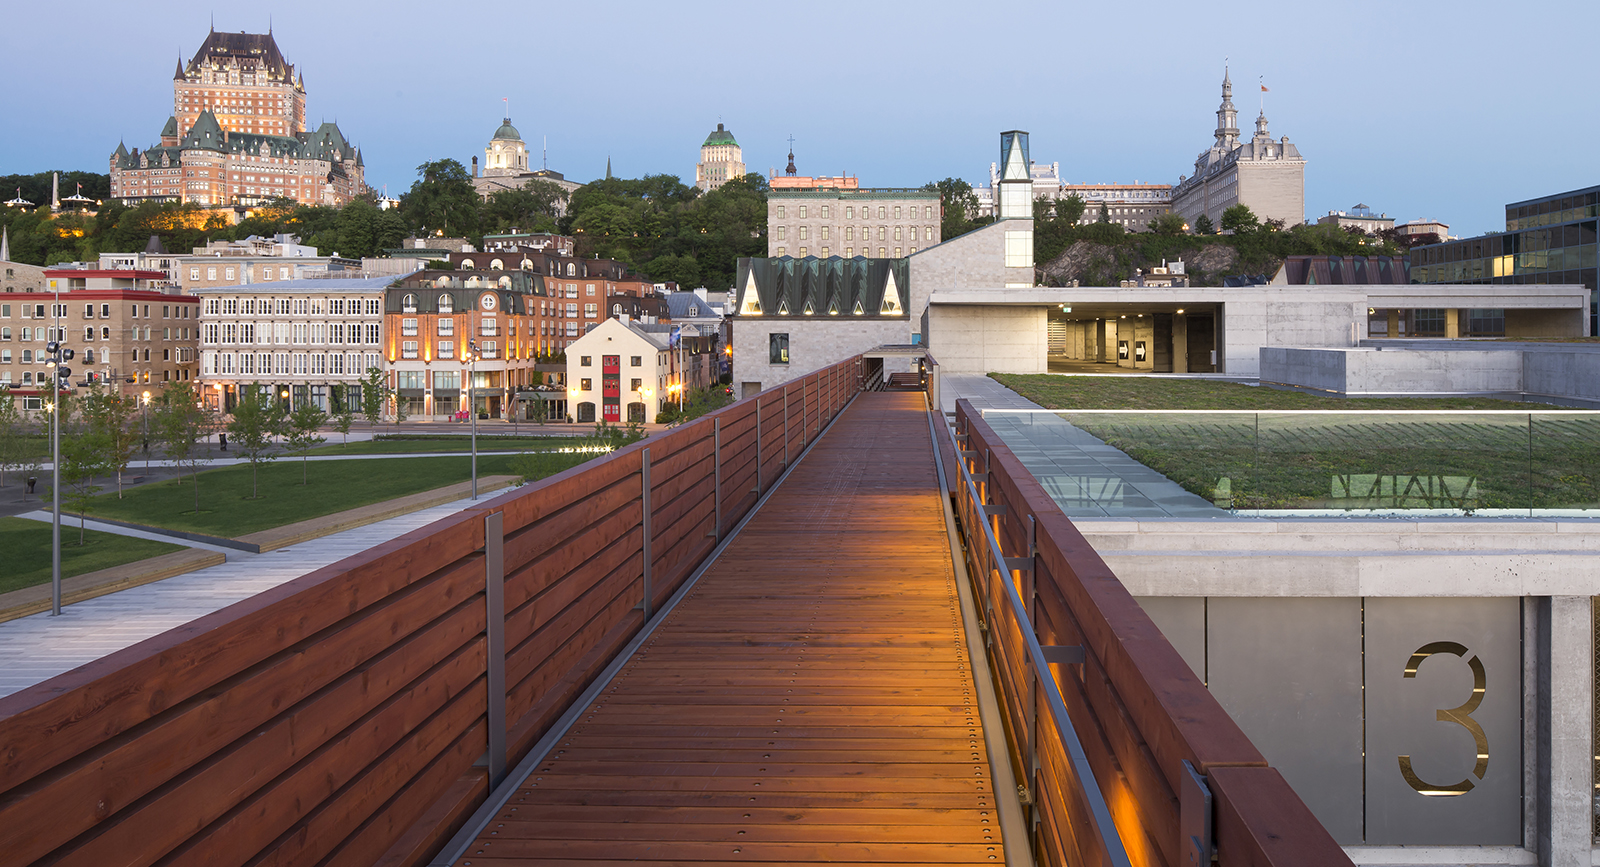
[{"left": 4, "top": 0, "right": 1594, "bottom": 238}]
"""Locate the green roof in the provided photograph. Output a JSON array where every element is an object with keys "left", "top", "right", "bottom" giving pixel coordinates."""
[
  {"left": 702, "top": 123, "right": 737, "bottom": 147},
  {"left": 493, "top": 118, "right": 521, "bottom": 141}
]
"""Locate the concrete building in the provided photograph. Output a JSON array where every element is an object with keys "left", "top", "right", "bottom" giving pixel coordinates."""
[
  {"left": 468, "top": 114, "right": 581, "bottom": 211},
  {"left": 695, "top": 123, "right": 745, "bottom": 191},
  {"left": 565, "top": 318, "right": 675, "bottom": 423},
  {"left": 734, "top": 131, "right": 1036, "bottom": 393},
  {"left": 195, "top": 275, "right": 390, "bottom": 414},
  {"left": 1170, "top": 69, "right": 1305, "bottom": 229},
  {"left": 1, "top": 229, "right": 47, "bottom": 293},
  {"left": 1411, "top": 183, "right": 1600, "bottom": 334},
  {"left": 1, "top": 269, "right": 199, "bottom": 403},
  {"left": 1317, "top": 203, "right": 1394, "bottom": 234},
  {"left": 110, "top": 29, "right": 364, "bottom": 209},
  {"left": 1394, "top": 219, "right": 1450, "bottom": 243}
]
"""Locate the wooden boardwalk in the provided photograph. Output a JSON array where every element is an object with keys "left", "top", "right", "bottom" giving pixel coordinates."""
[{"left": 452, "top": 391, "right": 1003, "bottom": 866}]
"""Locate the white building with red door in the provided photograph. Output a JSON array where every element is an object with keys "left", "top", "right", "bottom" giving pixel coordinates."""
[{"left": 564, "top": 318, "right": 674, "bottom": 423}]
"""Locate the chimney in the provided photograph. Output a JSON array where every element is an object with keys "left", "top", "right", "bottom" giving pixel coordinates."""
[{"left": 471, "top": 156, "right": 478, "bottom": 178}]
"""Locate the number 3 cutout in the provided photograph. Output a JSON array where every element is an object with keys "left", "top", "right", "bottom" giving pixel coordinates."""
[{"left": 1398, "top": 640, "right": 1488, "bottom": 796}]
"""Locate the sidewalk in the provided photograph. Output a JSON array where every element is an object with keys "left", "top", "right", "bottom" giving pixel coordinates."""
[{"left": 0, "top": 493, "right": 497, "bottom": 698}]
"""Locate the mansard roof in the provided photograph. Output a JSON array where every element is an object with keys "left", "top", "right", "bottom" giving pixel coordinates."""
[
  {"left": 181, "top": 109, "right": 226, "bottom": 151},
  {"left": 702, "top": 123, "right": 737, "bottom": 148},
  {"left": 185, "top": 29, "right": 293, "bottom": 82},
  {"left": 733, "top": 256, "right": 909, "bottom": 320},
  {"left": 160, "top": 116, "right": 178, "bottom": 138}
]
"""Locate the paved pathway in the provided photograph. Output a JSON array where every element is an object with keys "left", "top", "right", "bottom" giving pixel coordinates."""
[
  {"left": 940, "top": 374, "right": 1223, "bottom": 518},
  {"left": 0, "top": 495, "right": 491, "bottom": 698}
]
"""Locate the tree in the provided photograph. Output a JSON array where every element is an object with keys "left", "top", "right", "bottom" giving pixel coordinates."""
[
  {"left": 360, "top": 367, "right": 387, "bottom": 429},
  {"left": 283, "top": 402, "right": 328, "bottom": 485},
  {"left": 154, "top": 381, "right": 214, "bottom": 514},
  {"left": 56, "top": 405, "right": 113, "bottom": 545},
  {"left": 1220, "top": 204, "right": 1260, "bottom": 234},
  {"left": 392, "top": 390, "right": 408, "bottom": 429},
  {"left": 1150, "top": 212, "right": 1189, "bottom": 236},
  {"left": 1193, "top": 214, "right": 1216, "bottom": 235},
  {"left": 227, "top": 387, "right": 284, "bottom": 500},
  {"left": 482, "top": 180, "right": 569, "bottom": 234},
  {"left": 1097, "top": 202, "right": 1111, "bottom": 223},
  {"left": 0, "top": 392, "right": 28, "bottom": 487},
  {"left": 1054, "top": 194, "right": 1086, "bottom": 225},
  {"left": 921, "top": 178, "right": 990, "bottom": 241},
  {"left": 400, "top": 159, "right": 480, "bottom": 238},
  {"left": 78, "top": 384, "right": 139, "bottom": 498},
  {"left": 330, "top": 384, "right": 354, "bottom": 446}
]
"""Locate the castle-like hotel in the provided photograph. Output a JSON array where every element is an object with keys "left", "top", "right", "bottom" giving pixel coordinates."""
[{"left": 109, "top": 28, "right": 364, "bottom": 209}]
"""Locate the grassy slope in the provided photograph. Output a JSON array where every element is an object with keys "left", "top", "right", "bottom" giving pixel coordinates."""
[
  {"left": 0, "top": 516, "right": 185, "bottom": 595},
  {"left": 990, "top": 374, "right": 1532, "bottom": 411}
]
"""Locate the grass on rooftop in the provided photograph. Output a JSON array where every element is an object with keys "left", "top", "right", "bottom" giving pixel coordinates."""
[{"left": 990, "top": 373, "right": 1534, "bottom": 410}]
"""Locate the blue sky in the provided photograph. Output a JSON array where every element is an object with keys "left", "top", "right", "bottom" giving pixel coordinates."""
[{"left": 4, "top": 0, "right": 1595, "bottom": 237}]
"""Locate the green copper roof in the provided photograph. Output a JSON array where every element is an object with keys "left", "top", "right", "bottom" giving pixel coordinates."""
[
  {"left": 702, "top": 123, "right": 737, "bottom": 147},
  {"left": 493, "top": 118, "right": 521, "bottom": 141}
]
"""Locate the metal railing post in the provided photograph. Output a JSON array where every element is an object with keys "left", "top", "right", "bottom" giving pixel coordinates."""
[
  {"left": 483, "top": 511, "right": 507, "bottom": 787},
  {"left": 713, "top": 417, "right": 722, "bottom": 541},
  {"left": 641, "top": 448, "right": 653, "bottom": 620}
]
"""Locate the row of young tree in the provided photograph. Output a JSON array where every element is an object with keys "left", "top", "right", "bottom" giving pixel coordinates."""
[{"left": 0, "top": 368, "right": 406, "bottom": 540}]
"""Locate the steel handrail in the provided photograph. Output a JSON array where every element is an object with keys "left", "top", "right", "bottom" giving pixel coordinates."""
[{"left": 953, "top": 436, "right": 1133, "bottom": 867}]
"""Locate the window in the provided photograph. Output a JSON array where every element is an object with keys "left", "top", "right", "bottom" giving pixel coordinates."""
[
  {"left": 84, "top": 327, "right": 94, "bottom": 341},
  {"left": 580, "top": 378, "right": 593, "bottom": 390},
  {"left": 438, "top": 294, "right": 453, "bottom": 313},
  {"left": 799, "top": 206, "right": 807, "bottom": 219},
  {"left": 821, "top": 227, "right": 830, "bottom": 240},
  {"left": 437, "top": 318, "right": 454, "bottom": 336},
  {"left": 769, "top": 333, "right": 789, "bottom": 364},
  {"left": 366, "top": 324, "right": 381, "bottom": 344},
  {"left": 402, "top": 294, "right": 417, "bottom": 313},
  {"left": 776, "top": 205, "right": 786, "bottom": 219},
  {"left": 630, "top": 355, "right": 641, "bottom": 366},
  {"left": 820, "top": 205, "right": 830, "bottom": 218},
  {"left": 631, "top": 378, "right": 642, "bottom": 391},
  {"left": 438, "top": 340, "right": 454, "bottom": 359},
  {"left": 402, "top": 341, "right": 419, "bottom": 359},
  {"left": 799, "top": 227, "right": 809, "bottom": 240},
  {"left": 190, "top": 268, "right": 201, "bottom": 281},
  {"left": 877, "top": 206, "right": 886, "bottom": 218},
  {"left": 580, "top": 356, "right": 592, "bottom": 366},
  {"left": 586, "top": 284, "right": 596, "bottom": 296},
  {"left": 777, "top": 226, "right": 786, "bottom": 241},
  {"left": 584, "top": 303, "right": 598, "bottom": 318},
  {"left": 401, "top": 318, "right": 418, "bottom": 336}
]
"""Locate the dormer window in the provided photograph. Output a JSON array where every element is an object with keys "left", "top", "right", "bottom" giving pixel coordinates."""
[
  {"left": 438, "top": 294, "right": 453, "bottom": 313},
  {"left": 402, "top": 293, "right": 417, "bottom": 313},
  {"left": 687, "top": 306, "right": 698, "bottom": 316}
]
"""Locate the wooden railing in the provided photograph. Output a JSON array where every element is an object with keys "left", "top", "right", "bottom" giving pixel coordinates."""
[
  {"left": 951, "top": 399, "right": 1352, "bottom": 867},
  {"left": 0, "top": 358, "right": 862, "bottom": 867}
]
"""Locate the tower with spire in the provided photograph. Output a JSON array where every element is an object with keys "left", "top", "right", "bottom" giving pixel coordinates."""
[{"left": 1169, "top": 64, "right": 1305, "bottom": 232}]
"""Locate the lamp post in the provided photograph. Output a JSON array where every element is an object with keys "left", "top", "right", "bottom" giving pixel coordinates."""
[
  {"left": 466, "top": 339, "right": 478, "bottom": 500},
  {"left": 43, "top": 337, "right": 73, "bottom": 617},
  {"left": 141, "top": 390, "right": 151, "bottom": 474}
]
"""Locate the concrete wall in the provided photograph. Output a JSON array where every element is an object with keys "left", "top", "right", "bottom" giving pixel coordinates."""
[
  {"left": 731, "top": 318, "right": 906, "bottom": 392},
  {"left": 1223, "top": 298, "right": 1360, "bottom": 375},
  {"left": 1263, "top": 344, "right": 1600, "bottom": 403},
  {"left": 1261, "top": 347, "right": 1524, "bottom": 394},
  {"left": 1507, "top": 308, "right": 1586, "bottom": 338},
  {"left": 927, "top": 304, "right": 1047, "bottom": 374},
  {"left": 907, "top": 222, "right": 1026, "bottom": 343}
]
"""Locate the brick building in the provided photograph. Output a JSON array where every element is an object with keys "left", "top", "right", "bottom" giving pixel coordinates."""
[
  {"left": 1, "top": 269, "right": 198, "bottom": 407},
  {"left": 109, "top": 28, "right": 364, "bottom": 208}
]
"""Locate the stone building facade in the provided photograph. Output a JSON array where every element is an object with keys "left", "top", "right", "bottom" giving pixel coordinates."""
[
  {"left": 109, "top": 29, "right": 364, "bottom": 208},
  {"left": 768, "top": 188, "right": 940, "bottom": 259},
  {"left": 469, "top": 116, "right": 581, "bottom": 211},
  {"left": 1170, "top": 69, "right": 1305, "bottom": 229},
  {"left": 1062, "top": 184, "right": 1173, "bottom": 232},
  {"left": 195, "top": 275, "right": 388, "bottom": 414}
]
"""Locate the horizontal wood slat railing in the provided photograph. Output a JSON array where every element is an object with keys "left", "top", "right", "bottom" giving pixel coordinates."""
[
  {"left": 950, "top": 399, "right": 1352, "bottom": 867},
  {"left": 0, "top": 358, "right": 863, "bottom": 867}
]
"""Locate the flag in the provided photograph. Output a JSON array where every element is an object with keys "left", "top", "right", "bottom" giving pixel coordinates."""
[{"left": 1261, "top": 85, "right": 1269, "bottom": 92}]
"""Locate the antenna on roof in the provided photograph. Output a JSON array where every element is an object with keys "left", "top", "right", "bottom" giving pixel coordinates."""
[{"left": 543, "top": 136, "right": 547, "bottom": 171}]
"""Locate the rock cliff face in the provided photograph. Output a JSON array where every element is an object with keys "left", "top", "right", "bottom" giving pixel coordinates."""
[{"left": 1036, "top": 239, "right": 1277, "bottom": 287}]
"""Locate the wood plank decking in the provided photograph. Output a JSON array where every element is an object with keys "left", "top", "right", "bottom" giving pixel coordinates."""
[{"left": 451, "top": 391, "right": 1004, "bottom": 866}]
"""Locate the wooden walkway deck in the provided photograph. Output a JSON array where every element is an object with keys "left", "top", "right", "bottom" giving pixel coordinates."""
[{"left": 451, "top": 391, "right": 1003, "bottom": 866}]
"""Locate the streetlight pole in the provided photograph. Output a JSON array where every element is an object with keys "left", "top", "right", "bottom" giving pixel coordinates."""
[
  {"left": 467, "top": 339, "right": 478, "bottom": 500},
  {"left": 141, "top": 390, "right": 151, "bottom": 474}
]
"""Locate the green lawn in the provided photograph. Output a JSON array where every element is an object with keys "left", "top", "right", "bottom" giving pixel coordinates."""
[
  {"left": 0, "top": 516, "right": 186, "bottom": 595},
  {"left": 991, "top": 375, "right": 1599, "bottom": 511},
  {"left": 305, "top": 435, "right": 574, "bottom": 456},
  {"left": 991, "top": 374, "right": 1533, "bottom": 411},
  {"left": 86, "top": 452, "right": 595, "bottom": 537}
]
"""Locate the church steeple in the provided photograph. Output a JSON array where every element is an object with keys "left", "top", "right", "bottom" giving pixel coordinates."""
[{"left": 1214, "top": 66, "right": 1239, "bottom": 149}]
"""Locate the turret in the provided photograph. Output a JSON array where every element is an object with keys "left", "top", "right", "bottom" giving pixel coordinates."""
[{"left": 1214, "top": 67, "right": 1239, "bottom": 149}]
